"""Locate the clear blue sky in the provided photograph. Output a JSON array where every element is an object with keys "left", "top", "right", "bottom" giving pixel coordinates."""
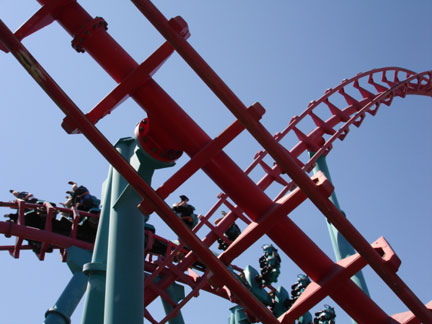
[{"left": 0, "top": 1, "right": 431, "bottom": 323}]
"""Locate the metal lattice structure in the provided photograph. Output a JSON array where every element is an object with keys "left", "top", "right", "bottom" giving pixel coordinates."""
[{"left": 0, "top": 1, "right": 431, "bottom": 324}]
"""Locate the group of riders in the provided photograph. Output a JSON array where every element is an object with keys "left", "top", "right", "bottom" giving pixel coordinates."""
[
  {"left": 4, "top": 182, "right": 100, "bottom": 252},
  {"left": 4, "top": 187, "right": 336, "bottom": 323}
]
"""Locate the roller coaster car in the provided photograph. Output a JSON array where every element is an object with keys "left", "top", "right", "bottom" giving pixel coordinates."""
[
  {"left": 144, "top": 230, "right": 207, "bottom": 272},
  {"left": 291, "top": 274, "right": 311, "bottom": 297},
  {"left": 258, "top": 244, "right": 281, "bottom": 285},
  {"left": 217, "top": 222, "right": 241, "bottom": 251},
  {"left": 4, "top": 198, "right": 58, "bottom": 230},
  {"left": 313, "top": 305, "right": 336, "bottom": 324},
  {"left": 172, "top": 195, "right": 197, "bottom": 229},
  {"left": 3, "top": 195, "right": 99, "bottom": 247},
  {"left": 4, "top": 190, "right": 39, "bottom": 223}
]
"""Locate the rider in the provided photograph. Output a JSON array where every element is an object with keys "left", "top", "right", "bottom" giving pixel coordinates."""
[
  {"left": 214, "top": 211, "right": 241, "bottom": 251},
  {"left": 62, "top": 181, "right": 100, "bottom": 243},
  {"left": 314, "top": 304, "right": 336, "bottom": 324},
  {"left": 172, "top": 195, "right": 196, "bottom": 229}
]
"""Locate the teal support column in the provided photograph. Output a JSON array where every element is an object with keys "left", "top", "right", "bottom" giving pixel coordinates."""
[
  {"left": 228, "top": 305, "right": 250, "bottom": 324},
  {"left": 81, "top": 137, "right": 173, "bottom": 324},
  {"left": 159, "top": 280, "right": 185, "bottom": 324},
  {"left": 81, "top": 152, "right": 115, "bottom": 324},
  {"left": 103, "top": 137, "right": 173, "bottom": 324},
  {"left": 297, "top": 311, "right": 313, "bottom": 324},
  {"left": 310, "top": 153, "right": 370, "bottom": 313},
  {"left": 44, "top": 246, "right": 92, "bottom": 324}
]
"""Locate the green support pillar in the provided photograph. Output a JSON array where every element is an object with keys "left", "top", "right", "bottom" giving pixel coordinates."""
[
  {"left": 81, "top": 152, "right": 115, "bottom": 324},
  {"left": 44, "top": 246, "right": 92, "bottom": 324},
  {"left": 104, "top": 137, "right": 145, "bottom": 324},
  {"left": 310, "top": 153, "right": 370, "bottom": 321},
  {"left": 82, "top": 137, "right": 173, "bottom": 324},
  {"left": 228, "top": 305, "right": 250, "bottom": 324},
  {"left": 159, "top": 279, "right": 186, "bottom": 324}
]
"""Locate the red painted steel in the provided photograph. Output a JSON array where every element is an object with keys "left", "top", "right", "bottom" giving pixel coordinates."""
[
  {"left": 1, "top": 1, "right": 431, "bottom": 323},
  {"left": 0, "top": 218, "right": 93, "bottom": 251},
  {"left": 156, "top": 102, "right": 265, "bottom": 199},
  {"left": 392, "top": 301, "right": 432, "bottom": 324},
  {"left": 131, "top": 1, "right": 432, "bottom": 322},
  {"left": 116, "top": 4, "right": 389, "bottom": 322},
  {"left": 0, "top": 16, "right": 281, "bottom": 324},
  {"left": 3, "top": 12, "right": 278, "bottom": 324},
  {"left": 0, "top": 201, "right": 95, "bottom": 253},
  {"left": 278, "top": 237, "right": 400, "bottom": 323},
  {"left": 219, "top": 172, "right": 333, "bottom": 265},
  {"left": 62, "top": 41, "right": 177, "bottom": 135}
]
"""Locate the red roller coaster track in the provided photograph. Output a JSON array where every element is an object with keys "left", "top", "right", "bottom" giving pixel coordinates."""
[{"left": 0, "top": 1, "right": 431, "bottom": 324}]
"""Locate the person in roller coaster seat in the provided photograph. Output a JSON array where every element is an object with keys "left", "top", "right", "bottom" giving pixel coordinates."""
[
  {"left": 172, "top": 195, "right": 195, "bottom": 229},
  {"left": 9, "top": 190, "right": 38, "bottom": 203},
  {"left": 314, "top": 304, "right": 336, "bottom": 324},
  {"left": 63, "top": 181, "right": 97, "bottom": 212},
  {"left": 215, "top": 211, "right": 241, "bottom": 251},
  {"left": 4, "top": 189, "right": 40, "bottom": 224},
  {"left": 4, "top": 189, "right": 55, "bottom": 253},
  {"left": 61, "top": 181, "right": 100, "bottom": 243}
]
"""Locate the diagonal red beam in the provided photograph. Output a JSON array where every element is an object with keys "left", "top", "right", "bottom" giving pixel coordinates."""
[
  {"left": 0, "top": 20, "right": 146, "bottom": 198},
  {"left": 391, "top": 301, "right": 432, "bottom": 324},
  {"left": 144, "top": 262, "right": 229, "bottom": 300},
  {"left": 131, "top": 1, "right": 432, "bottom": 322},
  {"left": 138, "top": 201, "right": 281, "bottom": 324},
  {"left": 0, "top": 221, "right": 93, "bottom": 250},
  {"left": 0, "top": 0, "right": 75, "bottom": 52},
  {"left": 4, "top": 2, "right": 426, "bottom": 322},
  {"left": 62, "top": 40, "right": 177, "bottom": 133},
  {"left": 2, "top": 5, "right": 389, "bottom": 322},
  {"left": 143, "top": 177, "right": 390, "bottom": 323},
  {"left": 156, "top": 102, "right": 265, "bottom": 200},
  {"left": 279, "top": 237, "right": 399, "bottom": 323},
  {"left": 0, "top": 20, "right": 280, "bottom": 324},
  {"left": 280, "top": 253, "right": 367, "bottom": 323},
  {"left": 219, "top": 172, "right": 332, "bottom": 265}
]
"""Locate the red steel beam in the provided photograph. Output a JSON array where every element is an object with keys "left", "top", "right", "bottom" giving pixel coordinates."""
[
  {"left": 392, "top": 301, "right": 432, "bottom": 324},
  {"left": 3, "top": 1, "right": 424, "bottom": 322},
  {"left": 279, "top": 236, "right": 400, "bottom": 323},
  {"left": 19, "top": 0, "right": 390, "bottom": 320},
  {"left": 144, "top": 263, "right": 229, "bottom": 300},
  {"left": 0, "top": 20, "right": 152, "bottom": 207},
  {"left": 62, "top": 40, "right": 177, "bottom": 134},
  {"left": 0, "top": 18, "right": 279, "bottom": 324},
  {"left": 156, "top": 102, "right": 265, "bottom": 200},
  {"left": 131, "top": 1, "right": 432, "bottom": 322},
  {"left": 34, "top": 0, "right": 273, "bottom": 218},
  {"left": 0, "top": 221, "right": 93, "bottom": 251},
  {"left": 1, "top": 4, "right": 387, "bottom": 323},
  {"left": 218, "top": 172, "right": 332, "bottom": 265}
]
